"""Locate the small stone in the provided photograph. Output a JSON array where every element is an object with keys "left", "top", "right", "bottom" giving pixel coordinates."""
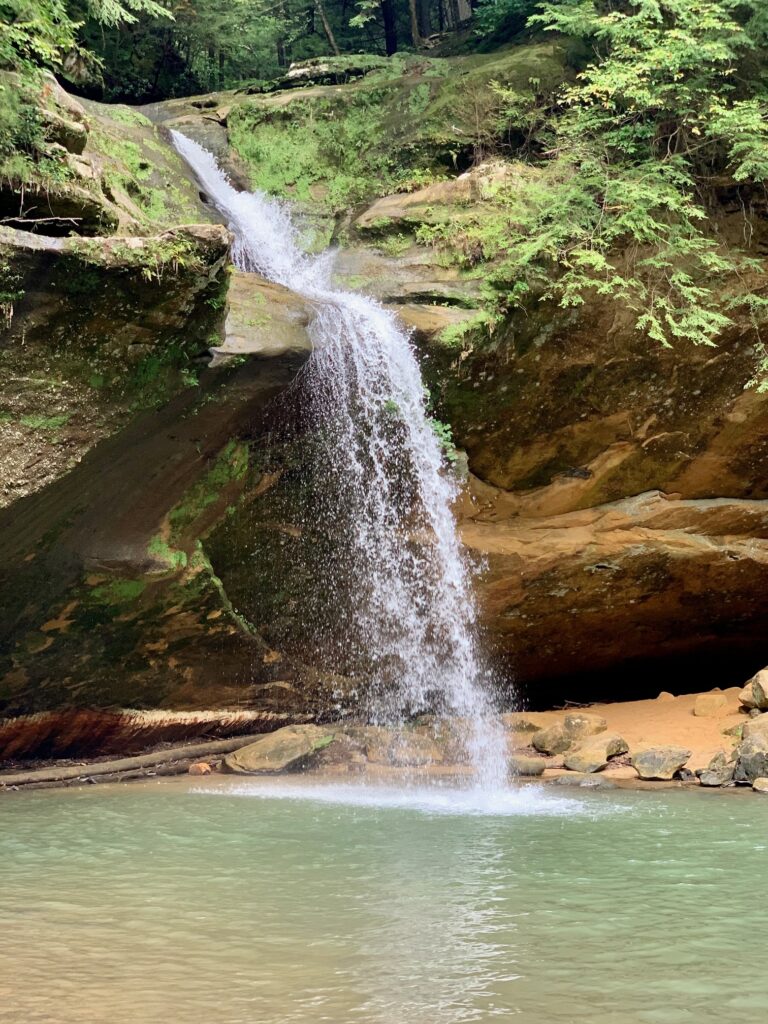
[
  {"left": 532, "top": 723, "right": 571, "bottom": 755},
  {"left": 563, "top": 712, "right": 607, "bottom": 739},
  {"left": 656, "top": 691, "right": 676, "bottom": 702},
  {"left": 508, "top": 754, "right": 545, "bottom": 777},
  {"left": 632, "top": 746, "right": 692, "bottom": 781},
  {"left": 188, "top": 761, "right": 212, "bottom": 776},
  {"left": 563, "top": 734, "right": 628, "bottom": 773},
  {"left": 752, "top": 778, "right": 768, "bottom": 793},
  {"left": 694, "top": 693, "right": 728, "bottom": 718}
]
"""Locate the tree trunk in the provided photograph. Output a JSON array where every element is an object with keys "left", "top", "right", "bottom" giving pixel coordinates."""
[
  {"left": 408, "top": 0, "right": 422, "bottom": 47},
  {"left": 276, "top": 0, "right": 288, "bottom": 67},
  {"left": 457, "top": 0, "right": 472, "bottom": 23},
  {"left": 0, "top": 734, "right": 272, "bottom": 789},
  {"left": 381, "top": 0, "right": 398, "bottom": 55},
  {"left": 417, "top": 0, "right": 431, "bottom": 37},
  {"left": 316, "top": 0, "right": 341, "bottom": 55}
]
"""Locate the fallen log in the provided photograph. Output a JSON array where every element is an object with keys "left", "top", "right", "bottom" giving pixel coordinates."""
[{"left": 0, "top": 733, "right": 269, "bottom": 789}]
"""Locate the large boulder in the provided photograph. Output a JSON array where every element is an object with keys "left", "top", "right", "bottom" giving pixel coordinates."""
[
  {"left": 563, "top": 734, "right": 628, "bottom": 773},
  {"left": 694, "top": 693, "right": 728, "bottom": 717},
  {"left": 632, "top": 747, "right": 692, "bottom": 781},
  {"left": 563, "top": 712, "right": 607, "bottom": 740},
  {"left": 697, "top": 750, "right": 736, "bottom": 787},
  {"left": 363, "top": 726, "right": 444, "bottom": 767},
  {"left": 532, "top": 723, "right": 571, "bottom": 755},
  {"left": 738, "top": 669, "right": 768, "bottom": 710},
  {"left": 224, "top": 725, "right": 336, "bottom": 774},
  {"left": 500, "top": 712, "right": 551, "bottom": 733},
  {"left": 734, "top": 716, "right": 768, "bottom": 782},
  {"left": 508, "top": 754, "right": 546, "bottom": 777}
]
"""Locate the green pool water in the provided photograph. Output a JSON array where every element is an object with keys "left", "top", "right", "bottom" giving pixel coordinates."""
[{"left": 1, "top": 778, "right": 766, "bottom": 1024}]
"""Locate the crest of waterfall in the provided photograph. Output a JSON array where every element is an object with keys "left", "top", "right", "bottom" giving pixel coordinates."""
[{"left": 172, "top": 131, "right": 508, "bottom": 789}]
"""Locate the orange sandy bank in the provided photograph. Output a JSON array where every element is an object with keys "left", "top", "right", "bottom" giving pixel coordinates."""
[{"left": 509, "top": 687, "right": 746, "bottom": 778}]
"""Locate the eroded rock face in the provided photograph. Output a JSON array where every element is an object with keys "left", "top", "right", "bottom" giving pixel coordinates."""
[
  {"left": 460, "top": 491, "right": 768, "bottom": 690},
  {"left": 0, "top": 224, "right": 230, "bottom": 507},
  {"left": 0, "top": 71, "right": 215, "bottom": 236},
  {"left": 0, "top": 232, "right": 319, "bottom": 723}
]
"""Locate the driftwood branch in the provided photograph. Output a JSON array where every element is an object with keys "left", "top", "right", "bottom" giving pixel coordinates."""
[
  {"left": 0, "top": 215, "right": 83, "bottom": 225},
  {"left": 0, "top": 733, "right": 266, "bottom": 789}
]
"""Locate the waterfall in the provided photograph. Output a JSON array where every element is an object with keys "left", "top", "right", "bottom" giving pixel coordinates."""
[{"left": 172, "top": 132, "right": 508, "bottom": 789}]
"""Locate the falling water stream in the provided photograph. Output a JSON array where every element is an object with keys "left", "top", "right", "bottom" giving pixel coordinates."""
[{"left": 172, "top": 132, "right": 507, "bottom": 788}]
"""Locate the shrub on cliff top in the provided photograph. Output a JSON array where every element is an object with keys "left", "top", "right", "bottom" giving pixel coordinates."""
[{"left": 427, "top": 1, "right": 768, "bottom": 354}]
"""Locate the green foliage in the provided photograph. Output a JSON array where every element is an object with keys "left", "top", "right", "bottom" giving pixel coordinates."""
[
  {"left": 229, "top": 78, "right": 448, "bottom": 211},
  {"left": 421, "top": 1, "right": 768, "bottom": 351},
  {"left": 71, "top": 235, "right": 206, "bottom": 280},
  {"left": 0, "top": 1, "right": 77, "bottom": 71},
  {"left": 0, "top": 71, "right": 74, "bottom": 191},
  {"left": 437, "top": 312, "right": 496, "bottom": 349},
  {"left": 428, "top": 415, "right": 459, "bottom": 464},
  {"left": 19, "top": 412, "right": 70, "bottom": 429},
  {"left": 0, "top": 257, "right": 24, "bottom": 324},
  {"left": 474, "top": 0, "right": 537, "bottom": 36},
  {"left": 516, "top": 0, "right": 768, "bottom": 347},
  {"left": 0, "top": 0, "right": 169, "bottom": 75}
]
